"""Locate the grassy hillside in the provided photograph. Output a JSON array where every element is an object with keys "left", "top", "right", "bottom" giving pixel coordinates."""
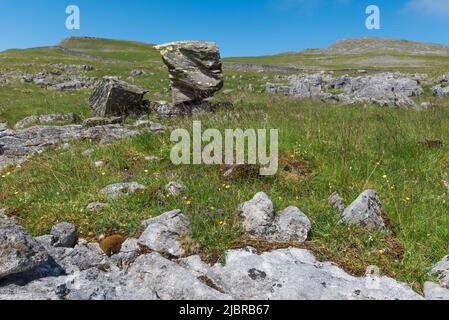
[{"left": 1, "top": 37, "right": 449, "bottom": 291}]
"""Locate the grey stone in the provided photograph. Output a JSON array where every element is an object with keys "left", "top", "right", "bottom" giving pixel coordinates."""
[
  {"left": 86, "top": 201, "right": 109, "bottom": 212},
  {"left": 14, "top": 113, "right": 79, "bottom": 129},
  {"left": 127, "top": 253, "right": 230, "bottom": 300},
  {"left": 51, "top": 222, "right": 78, "bottom": 248},
  {"left": 89, "top": 78, "right": 149, "bottom": 117},
  {"left": 329, "top": 192, "right": 346, "bottom": 213},
  {"left": 433, "top": 84, "right": 449, "bottom": 97},
  {"left": 100, "top": 182, "right": 146, "bottom": 200},
  {"left": 341, "top": 190, "right": 386, "bottom": 231},
  {"left": 110, "top": 238, "right": 142, "bottom": 268},
  {"left": 237, "top": 192, "right": 275, "bottom": 236},
  {"left": 0, "top": 224, "right": 49, "bottom": 279},
  {"left": 131, "top": 69, "right": 146, "bottom": 76},
  {"left": 164, "top": 181, "right": 187, "bottom": 197},
  {"left": 430, "top": 255, "right": 449, "bottom": 288},
  {"left": 271, "top": 206, "right": 311, "bottom": 242},
  {"left": 424, "top": 282, "right": 449, "bottom": 300},
  {"left": 139, "top": 210, "right": 190, "bottom": 257},
  {"left": 156, "top": 41, "right": 224, "bottom": 105}
]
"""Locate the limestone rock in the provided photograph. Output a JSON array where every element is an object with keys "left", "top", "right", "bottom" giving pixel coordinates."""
[
  {"left": 207, "top": 248, "right": 421, "bottom": 300},
  {"left": 341, "top": 190, "right": 386, "bottom": 231},
  {"left": 430, "top": 255, "right": 449, "bottom": 288},
  {"left": 139, "top": 210, "right": 191, "bottom": 257},
  {"left": 424, "top": 282, "right": 449, "bottom": 300},
  {"left": 0, "top": 223, "right": 49, "bottom": 279},
  {"left": 51, "top": 222, "right": 78, "bottom": 248},
  {"left": 164, "top": 181, "right": 187, "bottom": 197},
  {"left": 89, "top": 78, "right": 149, "bottom": 117},
  {"left": 238, "top": 192, "right": 275, "bottom": 236},
  {"left": 100, "top": 182, "right": 146, "bottom": 200},
  {"left": 156, "top": 41, "right": 224, "bottom": 105}
]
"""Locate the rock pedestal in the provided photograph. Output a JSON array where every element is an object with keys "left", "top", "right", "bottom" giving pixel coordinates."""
[{"left": 155, "top": 41, "right": 224, "bottom": 106}]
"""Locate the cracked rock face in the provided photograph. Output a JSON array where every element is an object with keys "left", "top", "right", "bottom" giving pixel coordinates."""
[
  {"left": 51, "top": 222, "right": 78, "bottom": 248},
  {"left": 139, "top": 210, "right": 191, "bottom": 257},
  {"left": 424, "top": 282, "right": 449, "bottom": 300},
  {"left": 156, "top": 41, "right": 224, "bottom": 105},
  {"left": 341, "top": 190, "right": 386, "bottom": 231}
]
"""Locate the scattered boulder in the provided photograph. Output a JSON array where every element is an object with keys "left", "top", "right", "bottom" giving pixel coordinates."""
[
  {"left": 86, "top": 201, "right": 109, "bottom": 212},
  {"left": 131, "top": 69, "right": 146, "bottom": 76},
  {"left": 100, "top": 182, "right": 146, "bottom": 200},
  {"left": 164, "top": 181, "right": 187, "bottom": 197},
  {"left": 238, "top": 192, "right": 275, "bottom": 236},
  {"left": 89, "top": 78, "right": 149, "bottom": 117},
  {"left": 238, "top": 193, "right": 311, "bottom": 242},
  {"left": 155, "top": 41, "right": 224, "bottom": 105},
  {"left": 0, "top": 223, "right": 49, "bottom": 279},
  {"left": 51, "top": 222, "right": 78, "bottom": 248},
  {"left": 430, "top": 255, "right": 449, "bottom": 288},
  {"left": 139, "top": 210, "right": 191, "bottom": 257},
  {"left": 341, "top": 190, "right": 386, "bottom": 231}
]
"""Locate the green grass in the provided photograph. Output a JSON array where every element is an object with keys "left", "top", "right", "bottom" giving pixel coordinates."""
[{"left": 1, "top": 37, "right": 449, "bottom": 292}]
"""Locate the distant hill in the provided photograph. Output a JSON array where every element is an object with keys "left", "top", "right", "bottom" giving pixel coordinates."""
[{"left": 302, "top": 37, "right": 449, "bottom": 55}]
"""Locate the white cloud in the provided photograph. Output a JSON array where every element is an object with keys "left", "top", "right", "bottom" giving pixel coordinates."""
[{"left": 406, "top": 0, "right": 449, "bottom": 17}]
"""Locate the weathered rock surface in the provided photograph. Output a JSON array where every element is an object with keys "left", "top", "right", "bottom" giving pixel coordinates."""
[
  {"left": 238, "top": 193, "right": 311, "bottom": 242},
  {"left": 267, "top": 72, "right": 423, "bottom": 107},
  {"left": 89, "top": 78, "right": 149, "bottom": 117},
  {"left": 156, "top": 41, "right": 224, "bottom": 105},
  {"left": 0, "top": 124, "right": 139, "bottom": 171},
  {"left": 14, "top": 113, "right": 79, "bottom": 129},
  {"left": 139, "top": 210, "right": 191, "bottom": 257},
  {"left": 341, "top": 190, "right": 386, "bottom": 231},
  {"left": 51, "top": 222, "right": 78, "bottom": 248},
  {"left": 430, "top": 255, "right": 449, "bottom": 288},
  {"left": 83, "top": 116, "right": 123, "bottom": 127},
  {"left": 206, "top": 247, "right": 421, "bottom": 300},
  {"left": 100, "top": 182, "right": 146, "bottom": 200},
  {"left": 433, "top": 84, "right": 449, "bottom": 97},
  {"left": 0, "top": 223, "right": 49, "bottom": 279},
  {"left": 424, "top": 282, "right": 449, "bottom": 300}
]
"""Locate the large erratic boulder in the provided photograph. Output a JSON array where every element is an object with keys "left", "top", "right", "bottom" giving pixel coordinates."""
[
  {"left": 89, "top": 78, "right": 149, "bottom": 117},
  {"left": 155, "top": 41, "right": 224, "bottom": 106}
]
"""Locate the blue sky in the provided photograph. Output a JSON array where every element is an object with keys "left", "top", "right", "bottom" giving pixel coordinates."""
[{"left": 1, "top": 0, "right": 449, "bottom": 57}]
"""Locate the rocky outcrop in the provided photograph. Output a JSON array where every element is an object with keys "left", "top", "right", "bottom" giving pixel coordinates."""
[
  {"left": 266, "top": 72, "right": 424, "bottom": 108},
  {"left": 0, "top": 124, "right": 139, "bottom": 171},
  {"left": 155, "top": 41, "right": 224, "bottom": 106},
  {"left": 14, "top": 113, "right": 80, "bottom": 129},
  {"left": 238, "top": 193, "right": 311, "bottom": 242},
  {"left": 341, "top": 190, "right": 386, "bottom": 231},
  {"left": 51, "top": 222, "right": 78, "bottom": 248},
  {"left": 424, "top": 282, "right": 449, "bottom": 300},
  {"left": 89, "top": 78, "right": 149, "bottom": 117}
]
